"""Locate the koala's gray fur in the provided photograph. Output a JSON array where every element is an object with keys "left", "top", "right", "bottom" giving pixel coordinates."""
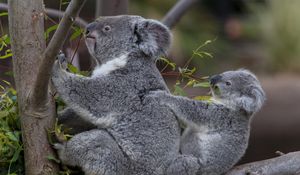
[
  {"left": 150, "top": 69, "right": 266, "bottom": 175},
  {"left": 52, "top": 15, "right": 181, "bottom": 175},
  {"left": 52, "top": 15, "right": 265, "bottom": 175}
]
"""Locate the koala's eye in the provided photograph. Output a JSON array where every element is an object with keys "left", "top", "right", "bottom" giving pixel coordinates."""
[
  {"left": 103, "top": 25, "right": 111, "bottom": 32},
  {"left": 225, "top": 81, "right": 232, "bottom": 86}
]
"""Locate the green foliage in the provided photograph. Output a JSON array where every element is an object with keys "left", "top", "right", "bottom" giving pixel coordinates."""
[
  {"left": 0, "top": 84, "right": 24, "bottom": 175},
  {"left": 0, "top": 13, "right": 8, "bottom": 17},
  {"left": 49, "top": 119, "right": 73, "bottom": 145},
  {"left": 69, "top": 27, "right": 84, "bottom": 41},
  {"left": 44, "top": 24, "right": 83, "bottom": 42},
  {"left": 159, "top": 40, "right": 213, "bottom": 100},
  {"left": 45, "top": 24, "right": 59, "bottom": 40},
  {"left": 0, "top": 35, "right": 12, "bottom": 60},
  {"left": 257, "top": 0, "right": 300, "bottom": 72},
  {"left": 67, "top": 64, "right": 89, "bottom": 76}
]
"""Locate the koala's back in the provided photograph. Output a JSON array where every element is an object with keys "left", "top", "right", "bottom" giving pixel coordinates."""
[
  {"left": 179, "top": 104, "right": 251, "bottom": 175},
  {"left": 107, "top": 97, "right": 181, "bottom": 174}
]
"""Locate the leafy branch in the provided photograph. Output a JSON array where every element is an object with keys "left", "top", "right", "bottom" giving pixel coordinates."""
[{"left": 159, "top": 40, "right": 213, "bottom": 98}]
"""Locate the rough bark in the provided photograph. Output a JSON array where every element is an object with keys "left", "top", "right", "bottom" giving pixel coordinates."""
[
  {"left": 226, "top": 151, "right": 300, "bottom": 175},
  {"left": 95, "top": 0, "right": 128, "bottom": 17},
  {"left": 8, "top": 0, "right": 58, "bottom": 174},
  {"left": 8, "top": 0, "right": 86, "bottom": 174},
  {"left": 162, "top": 0, "right": 199, "bottom": 29}
]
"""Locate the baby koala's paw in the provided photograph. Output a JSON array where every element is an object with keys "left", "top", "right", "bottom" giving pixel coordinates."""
[{"left": 57, "top": 51, "right": 68, "bottom": 70}]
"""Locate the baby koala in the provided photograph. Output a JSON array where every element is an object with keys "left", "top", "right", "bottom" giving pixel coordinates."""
[{"left": 151, "top": 69, "right": 266, "bottom": 175}]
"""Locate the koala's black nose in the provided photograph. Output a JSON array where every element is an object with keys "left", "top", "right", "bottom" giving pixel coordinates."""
[
  {"left": 85, "top": 22, "right": 97, "bottom": 36},
  {"left": 209, "top": 75, "right": 222, "bottom": 85}
]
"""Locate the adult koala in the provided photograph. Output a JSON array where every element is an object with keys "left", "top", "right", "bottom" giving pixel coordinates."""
[
  {"left": 52, "top": 15, "right": 181, "bottom": 175},
  {"left": 52, "top": 15, "right": 266, "bottom": 175}
]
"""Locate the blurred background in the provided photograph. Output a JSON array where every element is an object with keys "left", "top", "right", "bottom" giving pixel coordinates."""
[{"left": 0, "top": 0, "right": 299, "bottom": 165}]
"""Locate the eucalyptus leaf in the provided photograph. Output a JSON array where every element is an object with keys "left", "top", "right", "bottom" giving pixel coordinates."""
[{"left": 193, "top": 82, "right": 210, "bottom": 88}]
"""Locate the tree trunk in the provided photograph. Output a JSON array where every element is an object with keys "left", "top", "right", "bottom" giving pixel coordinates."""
[{"left": 8, "top": 0, "right": 58, "bottom": 174}]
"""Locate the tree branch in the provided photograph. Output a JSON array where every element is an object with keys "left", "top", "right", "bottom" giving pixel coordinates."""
[
  {"left": 32, "top": 0, "right": 87, "bottom": 106},
  {"left": 226, "top": 151, "right": 300, "bottom": 175},
  {"left": 162, "top": 0, "right": 199, "bottom": 29},
  {"left": 0, "top": 2, "right": 88, "bottom": 27},
  {"left": 45, "top": 7, "right": 87, "bottom": 27}
]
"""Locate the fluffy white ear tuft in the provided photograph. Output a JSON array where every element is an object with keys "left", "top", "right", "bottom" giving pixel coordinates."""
[{"left": 133, "top": 19, "right": 171, "bottom": 59}]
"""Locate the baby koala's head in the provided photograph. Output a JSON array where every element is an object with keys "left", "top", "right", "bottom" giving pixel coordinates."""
[
  {"left": 84, "top": 15, "right": 171, "bottom": 64},
  {"left": 209, "top": 69, "right": 266, "bottom": 115}
]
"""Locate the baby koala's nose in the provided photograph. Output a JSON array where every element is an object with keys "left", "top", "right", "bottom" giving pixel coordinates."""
[{"left": 209, "top": 75, "right": 222, "bottom": 85}]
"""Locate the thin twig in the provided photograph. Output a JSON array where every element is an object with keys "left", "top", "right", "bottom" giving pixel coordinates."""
[
  {"left": 162, "top": 0, "right": 199, "bottom": 29},
  {"left": 70, "top": 33, "right": 83, "bottom": 64},
  {"left": 161, "top": 71, "right": 207, "bottom": 81},
  {"left": 31, "top": 0, "right": 87, "bottom": 106}
]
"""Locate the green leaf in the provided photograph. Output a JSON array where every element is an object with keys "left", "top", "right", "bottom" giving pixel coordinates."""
[
  {"left": 10, "top": 146, "right": 22, "bottom": 162},
  {"left": 0, "top": 110, "right": 9, "bottom": 117},
  {"left": 159, "top": 57, "right": 170, "bottom": 64},
  {"left": 0, "top": 34, "right": 11, "bottom": 45},
  {"left": 0, "top": 84, "right": 4, "bottom": 91},
  {"left": 193, "top": 51, "right": 213, "bottom": 59},
  {"left": 0, "top": 12, "right": 8, "bottom": 17},
  {"left": 159, "top": 57, "right": 176, "bottom": 70},
  {"left": 62, "top": 0, "right": 70, "bottom": 5},
  {"left": 0, "top": 50, "right": 12, "bottom": 59},
  {"left": 193, "top": 96, "right": 212, "bottom": 101},
  {"left": 203, "top": 39, "right": 212, "bottom": 45},
  {"left": 4, "top": 35, "right": 11, "bottom": 45},
  {"left": 78, "top": 70, "right": 90, "bottom": 77},
  {"left": 44, "top": 24, "right": 58, "bottom": 40},
  {"left": 185, "top": 79, "right": 196, "bottom": 87},
  {"left": 6, "top": 132, "right": 19, "bottom": 142},
  {"left": 201, "top": 52, "right": 213, "bottom": 58},
  {"left": 4, "top": 71, "right": 13, "bottom": 77},
  {"left": 67, "top": 64, "right": 79, "bottom": 74},
  {"left": 173, "top": 83, "right": 187, "bottom": 96},
  {"left": 2, "top": 79, "right": 11, "bottom": 86},
  {"left": 70, "top": 27, "right": 83, "bottom": 41},
  {"left": 193, "top": 82, "right": 210, "bottom": 88}
]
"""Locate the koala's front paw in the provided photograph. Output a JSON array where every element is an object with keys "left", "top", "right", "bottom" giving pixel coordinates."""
[
  {"left": 53, "top": 143, "right": 68, "bottom": 164},
  {"left": 57, "top": 51, "right": 68, "bottom": 70},
  {"left": 53, "top": 143, "right": 65, "bottom": 150}
]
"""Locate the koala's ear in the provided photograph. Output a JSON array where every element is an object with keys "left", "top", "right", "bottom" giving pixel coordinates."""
[
  {"left": 133, "top": 19, "right": 171, "bottom": 58},
  {"left": 238, "top": 87, "right": 266, "bottom": 115}
]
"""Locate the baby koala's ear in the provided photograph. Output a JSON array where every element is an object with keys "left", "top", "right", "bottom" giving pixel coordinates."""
[
  {"left": 133, "top": 19, "right": 171, "bottom": 59},
  {"left": 238, "top": 86, "right": 266, "bottom": 116}
]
